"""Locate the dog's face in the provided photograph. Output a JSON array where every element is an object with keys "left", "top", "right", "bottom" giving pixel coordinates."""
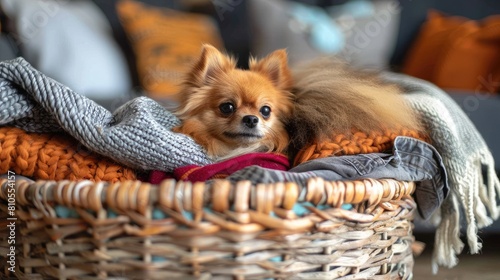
[
  {"left": 199, "top": 70, "right": 291, "bottom": 146},
  {"left": 174, "top": 44, "right": 293, "bottom": 160}
]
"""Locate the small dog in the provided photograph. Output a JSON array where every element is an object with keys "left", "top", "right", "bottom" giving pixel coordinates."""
[
  {"left": 174, "top": 45, "right": 422, "bottom": 161},
  {"left": 173, "top": 44, "right": 294, "bottom": 161}
]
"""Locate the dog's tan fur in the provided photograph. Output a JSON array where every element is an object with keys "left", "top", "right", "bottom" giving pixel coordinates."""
[{"left": 289, "top": 58, "right": 423, "bottom": 150}]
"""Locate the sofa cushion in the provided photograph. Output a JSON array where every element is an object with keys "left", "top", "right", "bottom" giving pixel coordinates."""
[
  {"left": 391, "top": 0, "right": 500, "bottom": 67},
  {"left": 249, "top": 0, "right": 400, "bottom": 69},
  {"left": 402, "top": 10, "right": 500, "bottom": 93},
  {"left": 0, "top": 0, "right": 132, "bottom": 99},
  {"left": 116, "top": 0, "right": 223, "bottom": 101},
  {"left": 92, "top": 0, "right": 183, "bottom": 88}
]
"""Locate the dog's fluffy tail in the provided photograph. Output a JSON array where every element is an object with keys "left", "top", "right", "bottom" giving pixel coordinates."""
[{"left": 289, "top": 58, "right": 423, "bottom": 150}]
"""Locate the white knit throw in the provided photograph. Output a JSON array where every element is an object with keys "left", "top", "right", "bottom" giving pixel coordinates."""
[{"left": 384, "top": 73, "right": 500, "bottom": 272}]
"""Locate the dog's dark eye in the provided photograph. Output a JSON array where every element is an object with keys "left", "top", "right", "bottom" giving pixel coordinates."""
[
  {"left": 260, "top": 106, "right": 271, "bottom": 119},
  {"left": 219, "top": 102, "right": 235, "bottom": 115}
]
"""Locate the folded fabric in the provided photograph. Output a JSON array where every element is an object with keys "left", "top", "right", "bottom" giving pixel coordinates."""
[
  {"left": 383, "top": 73, "right": 500, "bottom": 272},
  {"left": 293, "top": 128, "right": 427, "bottom": 166},
  {"left": 227, "top": 136, "right": 448, "bottom": 220},
  {"left": 0, "top": 58, "right": 212, "bottom": 172},
  {"left": 0, "top": 127, "right": 136, "bottom": 182},
  {"left": 149, "top": 153, "right": 290, "bottom": 183}
]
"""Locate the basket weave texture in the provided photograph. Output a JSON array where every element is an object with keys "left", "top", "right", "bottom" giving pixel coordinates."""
[{"left": 1, "top": 177, "right": 418, "bottom": 279}]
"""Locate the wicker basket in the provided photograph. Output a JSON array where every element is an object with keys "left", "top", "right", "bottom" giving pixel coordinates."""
[{"left": 0, "top": 177, "right": 419, "bottom": 279}]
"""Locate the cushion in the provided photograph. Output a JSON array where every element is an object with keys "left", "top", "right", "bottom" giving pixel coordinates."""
[
  {"left": 0, "top": 127, "right": 137, "bottom": 182},
  {"left": 116, "top": 0, "right": 223, "bottom": 101},
  {"left": 0, "top": 0, "right": 132, "bottom": 99},
  {"left": 91, "top": 0, "right": 183, "bottom": 88},
  {"left": 402, "top": 10, "right": 500, "bottom": 93},
  {"left": 390, "top": 0, "right": 500, "bottom": 68},
  {"left": 249, "top": 0, "right": 400, "bottom": 69}
]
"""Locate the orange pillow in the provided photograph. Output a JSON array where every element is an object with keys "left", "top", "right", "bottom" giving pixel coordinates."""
[
  {"left": 402, "top": 10, "right": 500, "bottom": 93},
  {"left": 116, "top": 0, "right": 223, "bottom": 100}
]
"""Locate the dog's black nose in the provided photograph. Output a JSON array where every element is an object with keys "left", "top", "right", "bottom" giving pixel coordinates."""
[{"left": 242, "top": 115, "right": 259, "bottom": 128}]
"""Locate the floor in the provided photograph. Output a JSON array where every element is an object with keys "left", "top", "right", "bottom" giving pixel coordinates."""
[{"left": 413, "top": 233, "right": 500, "bottom": 280}]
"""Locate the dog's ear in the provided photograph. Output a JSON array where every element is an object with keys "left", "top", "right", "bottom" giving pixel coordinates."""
[
  {"left": 249, "top": 49, "right": 293, "bottom": 90},
  {"left": 188, "top": 44, "right": 236, "bottom": 87}
]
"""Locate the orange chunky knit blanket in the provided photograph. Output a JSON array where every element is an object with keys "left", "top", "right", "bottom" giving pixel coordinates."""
[
  {"left": 293, "top": 129, "right": 428, "bottom": 166},
  {"left": 0, "top": 127, "right": 136, "bottom": 182}
]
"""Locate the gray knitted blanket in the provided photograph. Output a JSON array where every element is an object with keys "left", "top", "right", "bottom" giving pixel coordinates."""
[
  {"left": 383, "top": 73, "right": 500, "bottom": 272},
  {"left": 1, "top": 58, "right": 498, "bottom": 271},
  {"left": 0, "top": 58, "right": 212, "bottom": 171}
]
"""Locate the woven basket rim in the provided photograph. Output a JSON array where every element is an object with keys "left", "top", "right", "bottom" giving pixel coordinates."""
[
  {"left": 0, "top": 178, "right": 418, "bottom": 279},
  {"left": 0, "top": 178, "right": 415, "bottom": 221}
]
